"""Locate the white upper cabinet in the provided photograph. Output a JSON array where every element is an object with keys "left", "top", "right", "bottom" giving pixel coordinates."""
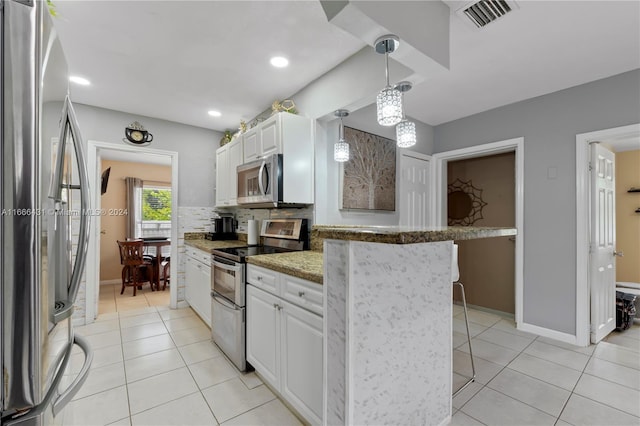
[
  {"left": 215, "top": 145, "right": 229, "bottom": 206},
  {"left": 259, "top": 115, "right": 279, "bottom": 158},
  {"left": 227, "top": 139, "right": 243, "bottom": 206},
  {"left": 215, "top": 136, "right": 243, "bottom": 207},
  {"left": 242, "top": 128, "right": 259, "bottom": 163},
  {"left": 241, "top": 112, "right": 310, "bottom": 162},
  {"left": 240, "top": 112, "right": 314, "bottom": 205}
]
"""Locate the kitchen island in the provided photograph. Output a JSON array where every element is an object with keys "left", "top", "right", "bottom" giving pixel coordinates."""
[{"left": 314, "top": 225, "right": 516, "bottom": 426}]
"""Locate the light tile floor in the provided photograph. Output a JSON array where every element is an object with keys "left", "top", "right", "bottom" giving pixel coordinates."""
[
  {"left": 71, "top": 288, "right": 639, "bottom": 426},
  {"left": 450, "top": 304, "right": 640, "bottom": 426},
  {"left": 64, "top": 304, "right": 303, "bottom": 426},
  {"left": 99, "top": 282, "right": 170, "bottom": 314}
]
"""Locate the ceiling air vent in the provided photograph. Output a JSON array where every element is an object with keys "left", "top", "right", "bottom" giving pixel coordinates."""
[{"left": 459, "top": 0, "right": 517, "bottom": 28}]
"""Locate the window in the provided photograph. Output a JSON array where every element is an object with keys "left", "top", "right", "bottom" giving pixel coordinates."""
[
  {"left": 142, "top": 187, "right": 172, "bottom": 221},
  {"left": 140, "top": 186, "right": 171, "bottom": 242}
]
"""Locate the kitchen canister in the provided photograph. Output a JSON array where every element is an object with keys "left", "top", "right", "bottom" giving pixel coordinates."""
[{"left": 247, "top": 219, "right": 260, "bottom": 245}]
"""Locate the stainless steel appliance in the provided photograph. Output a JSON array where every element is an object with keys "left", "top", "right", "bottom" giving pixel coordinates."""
[
  {"left": 236, "top": 153, "right": 283, "bottom": 208},
  {"left": 210, "top": 219, "right": 309, "bottom": 371},
  {"left": 1, "top": 2, "right": 93, "bottom": 424},
  {"left": 205, "top": 216, "right": 237, "bottom": 240}
]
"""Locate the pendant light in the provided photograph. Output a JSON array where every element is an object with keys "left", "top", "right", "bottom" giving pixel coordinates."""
[
  {"left": 334, "top": 109, "right": 350, "bottom": 162},
  {"left": 375, "top": 35, "right": 402, "bottom": 126},
  {"left": 394, "top": 81, "right": 417, "bottom": 148}
]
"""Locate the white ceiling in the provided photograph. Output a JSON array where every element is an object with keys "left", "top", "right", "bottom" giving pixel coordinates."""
[{"left": 53, "top": 1, "right": 640, "bottom": 132}]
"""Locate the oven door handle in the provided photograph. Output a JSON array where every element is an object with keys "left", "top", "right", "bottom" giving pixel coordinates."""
[
  {"left": 212, "top": 290, "right": 239, "bottom": 310},
  {"left": 212, "top": 259, "right": 243, "bottom": 273}
]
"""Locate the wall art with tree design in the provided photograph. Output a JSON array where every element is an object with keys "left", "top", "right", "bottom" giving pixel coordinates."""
[{"left": 340, "top": 126, "right": 396, "bottom": 211}]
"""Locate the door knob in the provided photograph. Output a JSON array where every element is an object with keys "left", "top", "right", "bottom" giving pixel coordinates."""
[{"left": 614, "top": 251, "right": 624, "bottom": 257}]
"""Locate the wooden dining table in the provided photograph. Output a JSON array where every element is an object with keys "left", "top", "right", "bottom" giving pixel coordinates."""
[{"left": 142, "top": 239, "right": 170, "bottom": 290}]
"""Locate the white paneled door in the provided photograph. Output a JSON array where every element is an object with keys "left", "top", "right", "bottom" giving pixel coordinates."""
[
  {"left": 590, "top": 143, "right": 617, "bottom": 343},
  {"left": 399, "top": 152, "right": 431, "bottom": 227}
]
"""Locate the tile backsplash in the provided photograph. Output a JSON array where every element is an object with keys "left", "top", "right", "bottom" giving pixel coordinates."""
[{"left": 218, "top": 205, "right": 314, "bottom": 233}]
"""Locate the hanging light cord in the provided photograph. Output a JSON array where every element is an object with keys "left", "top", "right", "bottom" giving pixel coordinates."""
[
  {"left": 384, "top": 48, "right": 390, "bottom": 87},
  {"left": 339, "top": 117, "right": 345, "bottom": 141}
]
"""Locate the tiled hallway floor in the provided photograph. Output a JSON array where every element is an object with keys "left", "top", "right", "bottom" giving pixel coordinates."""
[
  {"left": 65, "top": 305, "right": 303, "bottom": 426},
  {"left": 450, "top": 305, "right": 640, "bottom": 425},
  {"left": 67, "top": 299, "right": 639, "bottom": 425}
]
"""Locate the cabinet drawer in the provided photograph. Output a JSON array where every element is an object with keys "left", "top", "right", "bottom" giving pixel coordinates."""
[
  {"left": 247, "top": 264, "right": 279, "bottom": 295},
  {"left": 282, "top": 275, "right": 323, "bottom": 316},
  {"left": 186, "top": 246, "right": 211, "bottom": 266}
]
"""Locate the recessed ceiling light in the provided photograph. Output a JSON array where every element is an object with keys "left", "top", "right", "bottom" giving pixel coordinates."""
[
  {"left": 208, "top": 110, "right": 222, "bottom": 117},
  {"left": 270, "top": 56, "right": 289, "bottom": 68},
  {"left": 69, "top": 76, "right": 90, "bottom": 85}
]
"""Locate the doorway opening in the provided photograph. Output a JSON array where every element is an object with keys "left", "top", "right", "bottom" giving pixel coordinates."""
[
  {"left": 575, "top": 123, "right": 640, "bottom": 347},
  {"left": 447, "top": 152, "right": 516, "bottom": 316},
  {"left": 86, "top": 141, "right": 179, "bottom": 324},
  {"left": 433, "top": 137, "right": 524, "bottom": 328},
  {"left": 99, "top": 158, "right": 172, "bottom": 314}
]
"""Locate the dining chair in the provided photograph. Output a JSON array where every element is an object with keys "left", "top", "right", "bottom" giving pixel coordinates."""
[
  {"left": 117, "top": 239, "right": 155, "bottom": 296},
  {"left": 161, "top": 257, "right": 170, "bottom": 291}
]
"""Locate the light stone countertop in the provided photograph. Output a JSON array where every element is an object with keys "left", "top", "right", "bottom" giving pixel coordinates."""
[
  {"left": 312, "top": 225, "right": 516, "bottom": 245},
  {"left": 184, "top": 239, "right": 246, "bottom": 253},
  {"left": 247, "top": 251, "right": 323, "bottom": 284}
]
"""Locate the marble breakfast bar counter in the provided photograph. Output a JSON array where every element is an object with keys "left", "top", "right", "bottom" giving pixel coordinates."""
[{"left": 314, "top": 225, "right": 516, "bottom": 426}]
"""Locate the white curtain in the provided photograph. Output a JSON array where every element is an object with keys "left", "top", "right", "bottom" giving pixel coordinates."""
[{"left": 125, "top": 177, "right": 143, "bottom": 239}]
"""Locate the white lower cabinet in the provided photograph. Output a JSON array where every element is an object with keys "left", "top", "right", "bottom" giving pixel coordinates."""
[
  {"left": 246, "top": 285, "right": 280, "bottom": 388},
  {"left": 185, "top": 248, "right": 212, "bottom": 326},
  {"left": 246, "top": 265, "right": 323, "bottom": 425},
  {"left": 280, "top": 299, "right": 323, "bottom": 424}
]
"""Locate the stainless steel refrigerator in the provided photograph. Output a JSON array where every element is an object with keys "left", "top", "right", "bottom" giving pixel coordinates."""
[{"left": 1, "top": 1, "right": 93, "bottom": 424}]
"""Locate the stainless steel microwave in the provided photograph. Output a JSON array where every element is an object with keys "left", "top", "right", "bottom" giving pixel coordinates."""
[{"left": 236, "top": 154, "right": 283, "bottom": 208}]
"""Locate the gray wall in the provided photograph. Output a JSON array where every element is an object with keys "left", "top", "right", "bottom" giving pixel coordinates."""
[
  {"left": 433, "top": 69, "right": 640, "bottom": 335},
  {"left": 71, "top": 103, "right": 221, "bottom": 207},
  {"left": 314, "top": 103, "right": 434, "bottom": 225}
]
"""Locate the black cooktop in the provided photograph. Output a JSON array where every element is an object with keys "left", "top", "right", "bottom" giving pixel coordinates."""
[{"left": 212, "top": 245, "right": 295, "bottom": 263}]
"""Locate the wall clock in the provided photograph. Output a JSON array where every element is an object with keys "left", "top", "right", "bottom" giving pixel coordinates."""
[{"left": 124, "top": 121, "right": 153, "bottom": 146}]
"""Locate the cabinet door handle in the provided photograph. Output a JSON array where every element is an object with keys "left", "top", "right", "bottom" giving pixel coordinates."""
[
  {"left": 257, "top": 276, "right": 263, "bottom": 281},
  {"left": 298, "top": 291, "right": 305, "bottom": 298},
  {"left": 273, "top": 303, "right": 282, "bottom": 311}
]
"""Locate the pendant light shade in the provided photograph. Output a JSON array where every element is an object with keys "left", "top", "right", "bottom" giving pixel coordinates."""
[
  {"left": 375, "top": 35, "right": 402, "bottom": 127},
  {"left": 376, "top": 87, "right": 402, "bottom": 126},
  {"left": 334, "top": 109, "right": 350, "bottom": 162},
  {"left": 396, "top": 119, "right": 416, "bottom": 148},
  {"left": 394, "top": 81, "right": 416, "bottom": 148},
  {"left": 334, "top": 140, "right": 349, "bottom": 162}
]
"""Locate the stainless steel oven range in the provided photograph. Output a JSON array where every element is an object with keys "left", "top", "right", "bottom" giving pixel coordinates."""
[{"left": 210, "top": 218, "right": 309, "bottom": 371}]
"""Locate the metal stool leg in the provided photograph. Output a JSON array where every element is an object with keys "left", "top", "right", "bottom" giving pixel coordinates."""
[{"left": 453, "top": 281, "right": 476, "bottom": 397}]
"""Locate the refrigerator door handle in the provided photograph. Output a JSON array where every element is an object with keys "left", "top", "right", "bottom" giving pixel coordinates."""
[
  {"left": 2, "top": 334, "right": 93, "bottom": 425},
  {"left": 64, "top": 98, "right": 90, "bottom": 306},
  {"left": 52, "top": 334, "right": 93, "bottom": 416},
  {"left": 51, "top": 97, "right": 91, "bottom": 323}
]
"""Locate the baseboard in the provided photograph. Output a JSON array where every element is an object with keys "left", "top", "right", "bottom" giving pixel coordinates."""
[
  {"left": 455, "top": 301, "right": 515, "bottom": 320},
  {"left": 176, "top": 300, "right": 190, "bottom": 309},
  {"left": 518, "top": 322, "right": 579, "bottom": 346},
  {"left": 100, "top": 279, "right": 121, "bottom": 286}
]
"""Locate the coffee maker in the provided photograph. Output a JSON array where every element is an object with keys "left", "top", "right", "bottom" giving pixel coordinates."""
[{"left": 206, "top": 216, "right": 237, "bottom": 240}]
